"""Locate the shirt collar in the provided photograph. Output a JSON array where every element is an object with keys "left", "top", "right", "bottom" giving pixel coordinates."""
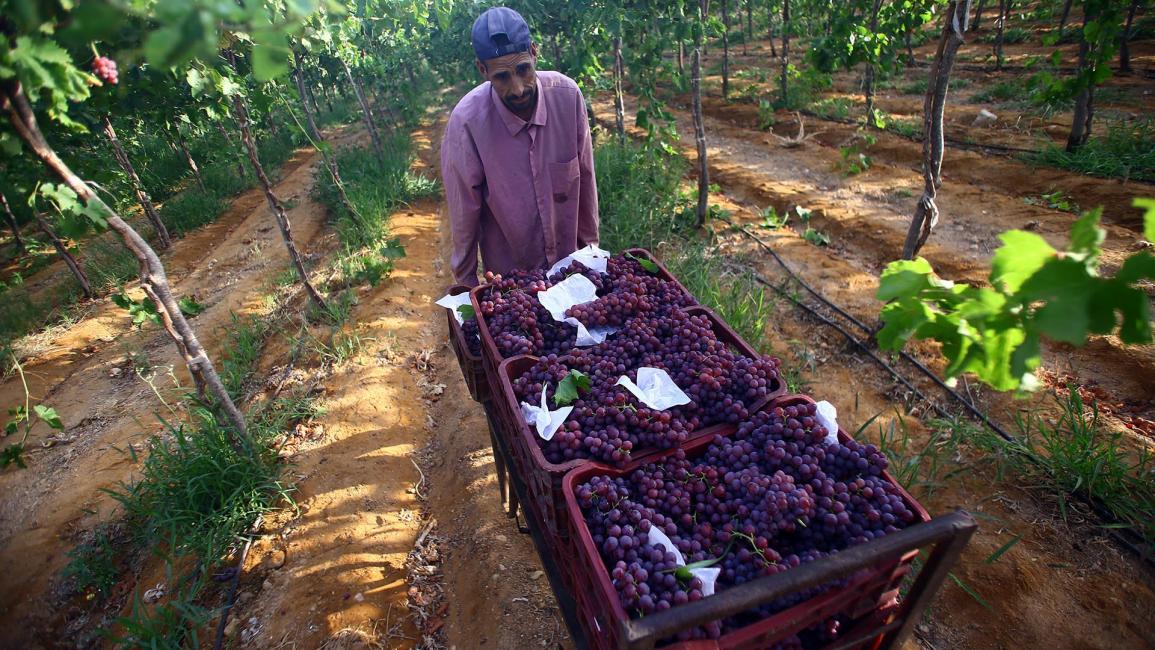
[{"left": 490, "top": 78, "right": 547, "bottom": 136}]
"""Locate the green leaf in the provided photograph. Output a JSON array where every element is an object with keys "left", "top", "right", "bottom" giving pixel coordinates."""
[
  {"left": 1133, "top": 198, "right": 1155, "bottom": 243},
  {"left": 1115, "top": 251, "right": 1155, "bottom": 285},
  {"left": 991, "top": 230, "right": 1055, "bottom": 293},
  {"left": 625, "top": 251, "right": 659, "bottom": 273},
  {"left": 1, "top": 443, "right": 27, "bottom": 469},
  {"left": 553, "top": 370, "right": 591, "bottom": 407},
  {"left": 380, "top": 237, "right": 406, "bottom": 260},
  {"left": 985, "top": 535, "right": 1022, "bottom": 564},
  {"left": 876, "top": 300, "right": 932, "bottom": 351},
  {"left": 877, "top": 258, "right": 940, "bottom": 301},
  {"left": 178, "top": 296, "right": 205, "bottom": 317},
  {"left": 803, "top": 228, "right": 830, "bottom": 246},
  {"left": 1067, "top": 208, "right": 1105, "bottom": 263},
  {"left": 252, "top": 31, "right": 292, "bottom": 82},
  {"left": 1020, "top": 259, "right": 1093, "bottom": 345},
  {"left": 457, "top": 304, "right": 476, "bottom": 320},
  {"left": 33, "top": 405, "right": 63, "bottom": 430},
  {"left": 1088, "top": 282, "right": 1152, "bottom": 344}
]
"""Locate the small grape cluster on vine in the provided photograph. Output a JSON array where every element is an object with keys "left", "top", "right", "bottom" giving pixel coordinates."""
[{"left": 92, "top": 56, "right": 118, "bottom": 85}]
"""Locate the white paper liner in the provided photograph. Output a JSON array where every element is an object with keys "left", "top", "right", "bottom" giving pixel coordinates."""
[
  {"left": 816, "top": 400, "right": 839, "bottom": 445},
  {"left": 646, "top": 526, "right": 720, "bottom": 597},
  {"left": 615, "top": 367, "right": 691, "bottom": 410},
  {"left": 435, "top": 291, "right": 473, "bottom": 325},
  {"left": 538, "top": 274, "right": 619, "bottom": 346},
  {"left": 520, "top": 385, "right": 573, "bottom": 441},
  {"left": 538, "top": 274, "right": 599, "bottom": 320},
  {"left": 548, "top": 244, "right": 612, "bottom": 276}
]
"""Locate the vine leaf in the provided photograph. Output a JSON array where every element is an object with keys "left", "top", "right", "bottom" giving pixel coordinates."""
[
  {"left": 33, "top": 405, "right": 63, "bottom": 430},
  {"left": 991, "top": 231, "right": 1054, "bottom": 293},
  {"left": 626, "top": 251, "right": 659, "bottom": 274},
  {"left": 1134, "top": 198, "right": 1155, "bottom": 242},
  {"left": 380, "top": 237, "right": 407, "bottom": 260},
  {"left": 457, "top": 304, "right": 476, "bottom": 320},
  {"left": 553, "top": 370, "right": 590, "bottom": 407}
]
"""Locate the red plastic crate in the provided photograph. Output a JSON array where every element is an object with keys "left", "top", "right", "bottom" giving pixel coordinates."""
[
  {"left": 490, "top": 308, "right": 787, "bottom": 550},
  {"left": 559, "top": 394, "right": 932, "bottom": 650},
  {"left": 445, "top": 284, "right": 490, "bottom": 403}
]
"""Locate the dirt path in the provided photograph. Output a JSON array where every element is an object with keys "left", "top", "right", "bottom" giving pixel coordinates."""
[{"left": 0, "top": 125, "right": 358, "bottom": 644}]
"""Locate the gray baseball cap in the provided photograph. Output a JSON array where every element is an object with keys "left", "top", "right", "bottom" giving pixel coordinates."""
[{"left": 471, "top": 7, "right": 532, "bottom": 61}]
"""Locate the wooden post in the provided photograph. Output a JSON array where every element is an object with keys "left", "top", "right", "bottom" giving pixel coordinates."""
[
  {"left": 104, "top": 116, "right": 172, "bottom": 249},
  {"left": 691, "top": 48, "right": 709, "bottom": 228},
  {"left": 902, "top": 0, "right": 971, "bottom": 260},
  {"left": 0, "top": 190, "right": 25, "bottom": 253},
  {"left": 35, "top": 209, "right": 93, "bottom": 299}
]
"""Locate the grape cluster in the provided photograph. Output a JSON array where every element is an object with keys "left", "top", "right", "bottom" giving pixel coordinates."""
[
  {"left": 575, "top": 400, "right": 918, "bottom": 645},
  {"left": 460, "top": 316, "right": 482, "bottom": 356},
  {"left": 512, "top": 308, "right": 782, "bottom": 466},
  {"left": 476, "top": 255, "right": 695, "bottom": 360},
  {"left": 563, "top": 257, "right": 694, "bottom": 328},
  {"left": 93, "top": 56, "right": 118, "bottom": 84}
]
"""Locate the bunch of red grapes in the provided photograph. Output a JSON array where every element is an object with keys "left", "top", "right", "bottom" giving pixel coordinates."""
[{"left": 93, "top": 56, "right": 118, "bottom": 84}]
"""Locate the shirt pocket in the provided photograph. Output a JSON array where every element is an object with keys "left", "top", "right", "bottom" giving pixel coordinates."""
[{"left": 548, "top": 157, "right": 580, "bottom": 204}]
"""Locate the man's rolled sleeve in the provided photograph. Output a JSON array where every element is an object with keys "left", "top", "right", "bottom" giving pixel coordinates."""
[
  {"left": 574, "top": 88, "right": 599, "bottom": 248},
  {"left": 442, "top": 118, "right": 485, "bottom": 286}
]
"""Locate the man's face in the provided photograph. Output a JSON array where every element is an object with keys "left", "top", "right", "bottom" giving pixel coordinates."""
[{"left": 477, "top": 44, "right": 539, "bottom": 116}]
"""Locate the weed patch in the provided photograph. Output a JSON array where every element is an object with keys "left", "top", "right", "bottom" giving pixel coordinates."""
[{"left": 1030, "top": 119, "right": 1155, "bottom": 182}]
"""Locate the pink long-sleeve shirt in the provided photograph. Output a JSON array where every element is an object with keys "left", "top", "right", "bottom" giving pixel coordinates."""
[{"left": 441, "top": 71, "right": 599, "bottom": 287}]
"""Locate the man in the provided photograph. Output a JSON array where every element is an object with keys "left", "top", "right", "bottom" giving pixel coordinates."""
[{"left": 442, "top": 6, "right": 599, "bottom": 287}]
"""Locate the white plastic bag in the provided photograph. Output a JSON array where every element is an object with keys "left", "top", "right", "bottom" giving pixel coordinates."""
[
  {"left": 520, "top": 385, "right": 573, "bottom": 441},
  {"left": 815, "top": 400, "right": 839, "bottom": 445},
  {"left": 435, "top": 291, "right": 473, "bottom": 325},
  {"left": 548, "top": 244, "right": 612, "bottom": 276},
  {"left": 646, "top": 526, "right": 720, "bottom": 597},
  {"left": 538, "top": 274, "right": 618, "bottom": 346},
  {"left": 538, "top": 274, "right": 599, "bottom": 321},
  {"left": 616, "top": 367, "right": 691, "bottom": 410}
]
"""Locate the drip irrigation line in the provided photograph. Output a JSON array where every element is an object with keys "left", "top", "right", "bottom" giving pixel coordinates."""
[
  {"left": 734, "top": 261, "right": 954, "bottom": 422},
  {"left": 213, "top": 534, "right": 255, "bottom": 650},
  {"left": 733, "top": 223, "right": 1018, "bottom": 443}
]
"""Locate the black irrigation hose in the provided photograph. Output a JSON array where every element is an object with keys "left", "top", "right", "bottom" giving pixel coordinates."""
[
  {"left": 213, "top": 535, "right": 255, "bottom": 650},
  {"left": 733, "top": 223, "right": 1018, "bottom": 442},
  {"left": 719, "top": 224, "right": 1152, "bottom": 561}
]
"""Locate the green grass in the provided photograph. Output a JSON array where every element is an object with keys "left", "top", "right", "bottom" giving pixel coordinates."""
[
  {"left": 971, "top": 79, "right": 1025, "bottom": 104},
  {"left": 899, "top": 78, "right": 928, "bottom": 96},
  {"left": 313, "top": 134, "right": 439, "bottom": 250},
  {"left": 594, "top": 140, "right": 774, "bottom": 353},
  {"left": 1030, "top": 119, "right": 1155, "bottom": 183},
  {"left": 219, "top": 313, "right": 269, "bottom": 399},
  {"left": 809, "top": 96, "right": 854, "bottom": 121},
  {"left": 83, "top": 238, "right": 139, "bottom": 291},
  {"left": 935, "top": 389, "right": 1155, "bottom": 553},
  {"left": 979, "top": 27, "right": 1031, "bottom": 44}
]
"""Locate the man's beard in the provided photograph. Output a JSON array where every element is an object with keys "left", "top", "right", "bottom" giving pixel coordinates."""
[{"left": 502, "top": 87, "right": 537, "bottom": 114}]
